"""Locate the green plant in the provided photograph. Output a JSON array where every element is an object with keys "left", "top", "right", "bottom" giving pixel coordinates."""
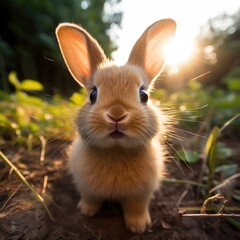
[
  {"left": 0, "top": 72, "right": 86, "bottom": 147},
  {"left": 202, "top": 115, "right": 240, "bottom": 228},
  {"left": 164, "top": 113, "right": 240, "bottom": 228},
  {"left": 203, "top": 113, "right": 240, "bottom": 193}
]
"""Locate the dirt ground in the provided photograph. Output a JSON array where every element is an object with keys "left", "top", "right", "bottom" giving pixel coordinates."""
[{"left": 0, "top": 138, "right": 239, "bottom": 240}]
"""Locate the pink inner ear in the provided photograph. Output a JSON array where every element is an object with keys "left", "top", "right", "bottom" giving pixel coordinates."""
[
  {"left": 145, "top": 32, "right": 166, "bottom": 80},
  {"left": 145, "top": 21, "right": 176, "bottom": 80},
  {"left": 67, "top": 29, "right": 91, "bottom": 78},
  {"left": 57, "top": 26, "right": 91, "bottom": 85},
  {"left": 127, "top": 19, "right": 176, "bottom": 83}
]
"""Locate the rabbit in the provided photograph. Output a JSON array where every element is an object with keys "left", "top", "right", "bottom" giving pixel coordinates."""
[{"left": 55, "top": 18, "right": 176, "bottom": 233}]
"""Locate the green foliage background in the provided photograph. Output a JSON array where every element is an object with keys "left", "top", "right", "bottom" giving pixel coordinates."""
[{"left": 0, "top": 0, "right": 122, "bottom": 95}]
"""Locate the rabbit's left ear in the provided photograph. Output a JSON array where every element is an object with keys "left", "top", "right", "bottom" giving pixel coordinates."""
[
  {"left": 56, "top": 23, "right": 107, "bottom": 87},
  {"left": 127, "top": 19, "right": 176, "bottom": 84}
]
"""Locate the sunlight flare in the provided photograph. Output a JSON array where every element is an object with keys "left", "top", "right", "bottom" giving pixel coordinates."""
[{"left": 163, "top": 36, "right": 196, "bottom": 71}]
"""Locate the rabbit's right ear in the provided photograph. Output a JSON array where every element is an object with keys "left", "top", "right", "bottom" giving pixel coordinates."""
[
  {"left": 56, "top": 23, "right": 107, "bottom": 87},
  {"left": 127, "top": 19, "right": 176, "bottom": 85}
]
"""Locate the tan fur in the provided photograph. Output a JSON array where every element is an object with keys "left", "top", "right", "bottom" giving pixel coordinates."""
[{"left": 56, "top": 19, "right": 176, "bottom": 233}]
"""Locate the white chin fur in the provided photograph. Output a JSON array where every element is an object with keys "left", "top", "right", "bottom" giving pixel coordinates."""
[{"left": 90, "top": 135, "right": 147, "bottom": 149}]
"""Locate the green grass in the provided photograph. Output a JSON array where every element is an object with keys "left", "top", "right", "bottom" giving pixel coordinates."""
[{"left": 0, "top": 72, "right": 86, "bottom": 147}]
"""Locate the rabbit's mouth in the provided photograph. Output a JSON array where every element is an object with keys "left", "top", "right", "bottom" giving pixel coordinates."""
[{"left": 109, "top": 130, "right": 125, "bottom": 139}]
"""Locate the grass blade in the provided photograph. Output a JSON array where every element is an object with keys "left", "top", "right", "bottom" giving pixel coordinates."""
[
  {"left": 220, "top": 113, "right": 240, "bottom": 133},
  {"left": 162, "top": 178, "right": 207, "bottom": 188},
  {"left": 204, "top": 126, "right": 220, "bottom": 191},
  {"left": 0, "top": 151, "right": 54, "bottom": 221},
  {"left": 227, "top": 218, "right": 240, "bottom": 229}
]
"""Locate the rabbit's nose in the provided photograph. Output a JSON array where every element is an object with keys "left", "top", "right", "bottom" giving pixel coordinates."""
[
  {"left": 107, "top": 113, "right": 127, "bottom": 123},
  {"left": 106, "top": 104, "right": 128, "bottom": 122}
]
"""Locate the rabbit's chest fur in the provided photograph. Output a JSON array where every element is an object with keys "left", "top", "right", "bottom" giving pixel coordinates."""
[{"left": 69, "top": 137, "right": 165, "bottom": 199}]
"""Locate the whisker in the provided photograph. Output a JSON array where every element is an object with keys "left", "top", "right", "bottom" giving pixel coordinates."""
[
  {"left": 170, "top": 118, "right": 206, "bottom": 124},
  {"left": 181, "top": 104, "right": 209, "bottom": 112},
  {"left": 166, "top": 133, "right": 193, "bottom": 143},
  {"left": 173, "top": 127, "right": 207, "bottom": 139},
  {"left": 30, "top": 130, "right": 74, "bottom": 154},
  {"left": 177, "top": 144, "right": 193, "bottom": 172},
  {"left": 164, "top": 140, "right": 189, "bottom": 176},
  {"left": 29, "top": 112, "right": 78, "bottom": 121},
  {"left": 47, "top": 140, "right": 71, "bottom": 160},
  {"left": 170, "top": 71, "right": 211, "bottom": 92}
]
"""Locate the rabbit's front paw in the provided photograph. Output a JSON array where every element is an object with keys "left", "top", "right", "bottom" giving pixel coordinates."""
[
  {"left": 77, "top": 199, "right": 101, "bottom": 217},
  {"left": 124, "top": 211, "right": 151, "bottom": 233}
]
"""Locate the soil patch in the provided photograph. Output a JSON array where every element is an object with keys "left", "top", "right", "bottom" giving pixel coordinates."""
[{"left": 0, "top": 140, "right": 239, "bottom": 240}]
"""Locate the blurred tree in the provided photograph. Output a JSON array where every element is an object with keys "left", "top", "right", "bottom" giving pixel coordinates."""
[
  {"left": 196, "top": 10, "right": 240, "bottom": 85},
  {"left": 0, "top": 0, "right": 122, "bottom": 95},
  {"left": 161, "top": 10, "right": 240, "bottom": 91}
]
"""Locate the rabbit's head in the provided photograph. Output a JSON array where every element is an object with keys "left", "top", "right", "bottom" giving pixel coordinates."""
[{"left": 56, "top": 19, "right": 176, "bottom": 148}]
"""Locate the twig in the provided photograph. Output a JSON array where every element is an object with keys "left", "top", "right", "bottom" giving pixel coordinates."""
[
  {"left": 181, "top": 213, "right": 240, "bottom": 218},
  {"left": 1, "top": 184, "right": 22, "bottom": 211},
  {"left": 41, "top": 175, "right": 49, "bottom": 195},
  {"left": 209, "top": 173, "right": 240, "bottom": 194},
  {"left": 27, "top": 134, "right": 33, "bottom": 153},
  {"left": 179, "top": 206, "right": 240, "bottom": 212},
  {"left": 162, "top": 178, "right": 207, "bottom": 188},
  {"left": 220, "top": 113, "right": 240, "bottom": 132},
  {"left": 180, "top": 194, "right": 240, "bottom": 219},
  {"left": 177, "top": 189, "right": 188, "bottom": 208},
  {"left": 201, "top": 193, "right": 225, "bottom": 214},
  {"left": 39, "top": 135, "right": 46, "bottom": 163},
  {"left": 81, "top": 219, "right": 101, "bottom": 239}
]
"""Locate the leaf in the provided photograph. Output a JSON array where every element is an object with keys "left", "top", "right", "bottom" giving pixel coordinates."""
[
  {"left": 214, "top": 97, "right": 235, "bottom": 108},
  {"left": 19, "top": 79, "right": 44, "bottom": 91},
  {"left": 205, "top": 126, "right": 220, "bottom": 178},
  {"left": 225, "top": 78, "right": 240, "bottom": 91},
  {"left": 215, "top": 164, "right": 238, "bottom": 177},
  {"left": 8, "top": 71, "right": 20, "bottom": 89},
  {"left": 0, "top": 90, "right": 11, "bottom": 101},
  {"left": 205, "top": 126, "right": 220, "bottom": 158},
  {"left": 216, "top": 143, "right": 233, "bottom": 159},
  {"left": 16, "top": 91, "right": 43, "bottom": 105},
  {"left": 70, "top": 92, "right": 86, "bottom": 105},
  {"left": 27, "top": 122, "right": 40, "bottom": 134},
  {"left": 175, "top": 149, "right": 199, "bottom": 164},
  {"left": 0, "top": 113, "right": 10, "bottom": 126}
]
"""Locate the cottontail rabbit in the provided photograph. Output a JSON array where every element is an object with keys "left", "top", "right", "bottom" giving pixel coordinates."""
[{"left": 56, "top": 19, "right": 176, "bottom": 233}]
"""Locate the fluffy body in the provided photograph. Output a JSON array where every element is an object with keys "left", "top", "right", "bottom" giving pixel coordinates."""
[
  {"left": 69, "top": 137, "right": 165, "bottom": 232},
  {"left": 69, "top": 65, "right": 167, "bottom": 232},
  {"left": 70, "top": 137, "right": 164, "bottom": 200}
]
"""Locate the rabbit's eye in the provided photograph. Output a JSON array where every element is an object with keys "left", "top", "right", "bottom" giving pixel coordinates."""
[
  {"left": 90, "top": 86, "right": 97, "bottom": 104},
  {"left": 139, "top": 86, "right": 148, "bottom": 104}
]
